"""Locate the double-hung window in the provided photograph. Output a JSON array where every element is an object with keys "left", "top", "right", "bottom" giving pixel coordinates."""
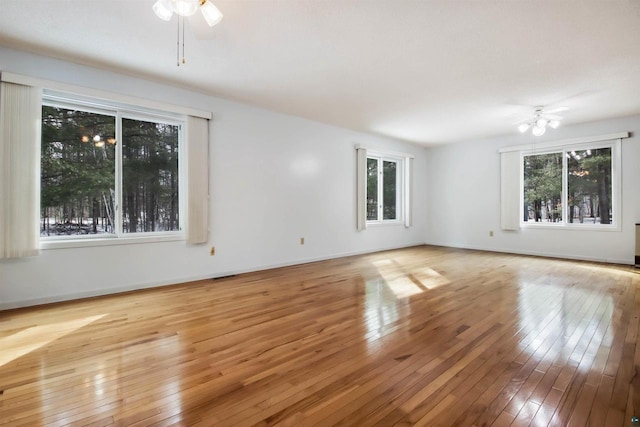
[
  {"left": 366, "top": 154, "right": 403, "bottom": 223},
  {"left": 41, "top": 95, "right": 183, "bottom": 240},
  {"left": 521, "top": 139, "right": 621, "bottom": 228}
]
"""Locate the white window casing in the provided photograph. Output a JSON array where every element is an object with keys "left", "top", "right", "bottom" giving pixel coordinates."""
[
  {"left": 1, "top": 72, "right": 212, "bottom": 251},
  {"left": 499, "top": 132, "right": 628, "bottom": 231},
  {"left": 355, "top": 144, "right": 414, "bottom": 229}
]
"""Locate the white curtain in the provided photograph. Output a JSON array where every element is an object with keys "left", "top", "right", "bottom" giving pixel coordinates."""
[
  {"left": 404, "top": 157, "right": 413, "bottom": 228},
  {"left": 0, "top": 82, "right": 42, "bottom": 259},
  {"left": 500, "top": 151, "right": 520, "bottom": 231},
  {"left": 356, "top": 147, "right": 367, "bottom": 231},
  {"left": 186, "top": 116, "right": 209, "bottom": 244}
]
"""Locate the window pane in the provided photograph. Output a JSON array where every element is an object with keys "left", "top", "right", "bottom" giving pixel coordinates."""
[
  {"left": 567, "top": 147, "right": 612, "bottom": 224},
  {"left": 122, "top": 118, "right": 180, "bottom": 233},
  {"left": 41, "top": 106, "right": 116, "bottom": 236},
  {"left": 383, "top": 160, "right": 397, "bottom": 220},
  {"left": 367, "top": 158, "right": 378, "bottom": 221},
  {"left": 523, "top": 153, "right": 563, "bottom": 223}
]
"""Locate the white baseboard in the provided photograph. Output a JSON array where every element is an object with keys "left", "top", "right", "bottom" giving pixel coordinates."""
[
  {"left": 0, "top": 241, "right": 426, "bottom": 311},
  {"left": 6, "top": 240, "right": 630, "bottom": 311},
  {"left": 424, "top": 241, "right": 633, "bottom": 265}
]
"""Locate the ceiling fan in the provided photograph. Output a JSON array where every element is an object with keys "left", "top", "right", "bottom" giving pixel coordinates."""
[
  {"left": 152, "top": 0, "right": 223, "bottom": 65},
  {"left": 514, "top": 105, "right": 567, "bottom": 136}
]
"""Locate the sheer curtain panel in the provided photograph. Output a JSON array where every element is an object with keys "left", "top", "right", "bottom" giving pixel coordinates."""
[
  {"left": 404, "top": 157, "right": 413, "bottom": 228},
  {"left": 0, "top": 82, "right": 42, "bottom": 259},
  {"left": 500, "top": 150, "right": 520, "bottom": 231},
  {"left": 356, "top": 147, "right": 367, "bottom": 231},
  {"left": 186, "top": 116, "right": 210, "bottom": 245}
]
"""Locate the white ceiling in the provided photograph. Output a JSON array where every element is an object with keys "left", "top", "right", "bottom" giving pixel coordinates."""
[{"left": 0, "top": 0, "right": 639, "bottom": 145}]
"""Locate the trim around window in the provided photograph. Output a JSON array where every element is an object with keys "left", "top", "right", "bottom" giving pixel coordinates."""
[
  {"left": 366, "top": 152, "right": 404, "bottom": 224},
  {"left": 40, "top": 92, "right": 186, "bottom": 245},
  {"left": 40, "top": 232, "right": 184, "bottom": 250},
  {"left": 355, "top": 144, "right": 414, "bottom": 231},
  {"left": 519, "top": 139, "right": 622, "bottom": 231}
]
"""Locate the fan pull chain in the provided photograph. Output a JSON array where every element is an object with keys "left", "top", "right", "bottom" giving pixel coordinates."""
[
  {"left": 176, "top": 15, "right": 186, "bottom": 66},
  {"left": 182, "top": 15, "right": 186, "bottom": 65},
  {"left": 176, "top": 16, "right": 180, "bottom": 66}
]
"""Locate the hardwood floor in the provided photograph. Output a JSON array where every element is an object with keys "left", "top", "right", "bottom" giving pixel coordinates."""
[{"left": 1, "top": 245, "right": 639, "bottom": 426}]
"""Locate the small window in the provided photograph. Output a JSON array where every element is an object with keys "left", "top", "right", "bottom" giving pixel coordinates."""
[
  {"left": 522, "top": 142, "right": 619, "bottom": 227},
  {"left": 41, "top": 100, "right": 183, "bottom": 239},
  {"left": 366, "top": 155, "right": 402, "bottom": 223}
]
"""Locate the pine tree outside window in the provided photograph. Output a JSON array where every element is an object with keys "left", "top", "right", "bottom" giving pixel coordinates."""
[
  {"left": 41, "top": 99, "right": 182, "bottom": 239},
  {"left": 522, "top": 142, "right": 618, "bottom": 228},
  {"left": 366, "top": 155, "right": 403, "bottom": 223}
]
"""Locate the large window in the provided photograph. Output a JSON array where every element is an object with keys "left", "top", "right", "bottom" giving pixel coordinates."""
[
  {"left": 367, "top": 155, "right": 402, "bottom": 223},
  {"left": 41, "top": 100, "right": 182, "bottom": 239},
  {"left": 522, "top": 142, "right": 618, "bottom": 227}
]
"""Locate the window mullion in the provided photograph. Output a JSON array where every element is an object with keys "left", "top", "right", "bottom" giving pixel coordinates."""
[
  {"left": 378, "top": 158, "right": 384, "bottom": 221},
  {"left": 396, "top": 160, "right": 402, "bottom": 220},
  {"left": 562, "top": 149, "right": 568, "bottom": 226},
  {"left": 115, "top": 112, "right": 123, "bottom": 236}
]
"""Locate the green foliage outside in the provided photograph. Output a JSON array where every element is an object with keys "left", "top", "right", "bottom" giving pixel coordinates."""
[
  {"left": 523, "top": 153, "right": 562, "bottom": 222},
  {"left": 41, "top": 106, "right": 180, "bottom": 236},
  {"left": 41, "top": 107, "right": 116, "bottom": 235},
  {"left": 382, "top": 160, "right": 397, "bottom": 220},
  {"left": 567, "top": 148, "right": 612, "bottom": 224},
  {"left": 523, "top": 148, "right": 612, "bottom": 224},
  {"left": 366, "top": 158, "right": 378, "bottom": 220}
]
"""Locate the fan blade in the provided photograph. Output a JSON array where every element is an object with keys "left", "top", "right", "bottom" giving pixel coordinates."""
[
  {"left": 512, "top": 118, "right": 530, "bottom": 125},
  {"left": 544, "top": 106, "right": 569, "bottom": 114},
  {"left": 542, "top": 114, "right": 564, "bottom": 120}
]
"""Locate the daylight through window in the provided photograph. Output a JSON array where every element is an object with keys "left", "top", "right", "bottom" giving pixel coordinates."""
[
  {"left": 366, "top": 155, "right": 402, "bottom": 223},
  {"left": 522, "top": 144, "right": 616, "bottom": 226},
  {"left": 41, "top": 101, "right": 182, "bottom": 238}
]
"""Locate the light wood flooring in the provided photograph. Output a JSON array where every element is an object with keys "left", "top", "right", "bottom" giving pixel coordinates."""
[{"left": 1, "top": 245, "right": 639, "bottom": 426}]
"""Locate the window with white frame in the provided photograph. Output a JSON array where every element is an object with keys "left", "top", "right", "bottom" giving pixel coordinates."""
[
  {"left": 366, "top": 154, "right": 403, "bottom": 223},
  {"left": 41, "top": 97, "right": 183, "bottom": 239},
  {"left": 521, "top": 140, "right": 620, "bottom": 227}
]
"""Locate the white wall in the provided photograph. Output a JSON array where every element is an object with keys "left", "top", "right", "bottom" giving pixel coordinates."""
[
  {"left": 425, "top": 115, "right": 640, "bottom": 264},
  {"left": 0, "top": 47, "right": 427, "bottom": 309}
]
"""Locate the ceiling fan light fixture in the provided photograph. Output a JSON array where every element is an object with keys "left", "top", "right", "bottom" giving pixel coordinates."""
[
  {"left": 153, "top": 0, "right": 224, "bottom": 65},
  {"left": 532, "top": 125, "right": 546, "bottom": 136},
  {"left": 171, "top": 0, "right": 199, "bottom": 16},
  {"left": 200, "top": 0, "right": 223, "bottom": 26},
  {"left": 516, "top": 106, "right": 564, "bottom": 136},
  {"left": 152, "top": 0, "right": 173, "bottom": 21},
  {"left": 518, "top": 123, "right": 530, "bottom": 133}
]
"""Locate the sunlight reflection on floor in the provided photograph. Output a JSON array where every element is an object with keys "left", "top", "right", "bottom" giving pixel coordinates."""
[
  {"left": 372, "top": 258, "right": 451, "bottom": 300},
  {"left": 0, "top": 314, "right": 106, "bottom": 367},
  {"left": 516, "top": 280, "right": 614, "bottom": 371}
]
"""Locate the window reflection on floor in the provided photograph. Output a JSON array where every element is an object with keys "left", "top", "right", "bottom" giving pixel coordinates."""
[
  {"left": 363, "top": 258, "right": 451, "bottom": 351},
  {"left": 516, "top": 278, "right": 614, "bottom": 371}
]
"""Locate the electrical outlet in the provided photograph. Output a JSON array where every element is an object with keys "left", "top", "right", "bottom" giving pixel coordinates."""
[
  {"left": 300, "top": 237, "right": 305, "bottom": 245},
  {"left": 210, "top": 246, "right": 215, "bottom": 256},
  {"left": 489, "top": 230, "right": 494, "bottom": 237}
]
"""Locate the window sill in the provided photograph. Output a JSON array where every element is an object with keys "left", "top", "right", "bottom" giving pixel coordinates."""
[
  {"left": 520, "top": 222, "right": 621, "bottom": 232},
  {"left": 366, "top": 220, "right": 405, "bottom": 227},
  {"left": 40, "top": 233, "right": 184, "bottom": 250}
]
